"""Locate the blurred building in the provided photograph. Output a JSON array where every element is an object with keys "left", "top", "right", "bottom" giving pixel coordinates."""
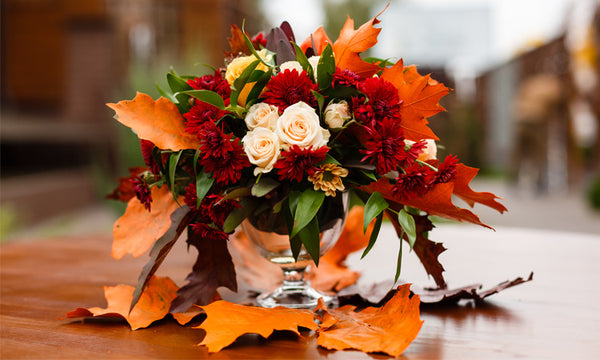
[{"left": 1, "top": 0, "right": 262, "bottom": 228}]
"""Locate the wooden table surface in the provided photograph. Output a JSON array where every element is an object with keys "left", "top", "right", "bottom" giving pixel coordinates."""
[{"left": 1, "top": 224, "right": 599, "bottom": 359}]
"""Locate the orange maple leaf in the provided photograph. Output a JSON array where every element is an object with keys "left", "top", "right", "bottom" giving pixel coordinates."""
[
  {"left": 316, "top": 284, "right": 423, "bottom": 357},
  {"left": 112, "top": 186, "right": 184, "bottom": 259},
  {"left": 332, "top": 12, "right": 383, "bottom": 78},
  {"left": 197, "top": 300, "right": 319, "bottom": 352},
  {"left": 66, "top": 276, "right": 178, "bottom": 330},
  {"left": 107, "top": 92, "right": 200, "bottom": 151},
  {"left": 453, "top": 164, "right": 508, "bottom": 213},
  {"left": 381, "top": 60, "right": 450, "bottom": 141},
  {"left": 300, "top": 26, "right": 332, "bottom": 55}
]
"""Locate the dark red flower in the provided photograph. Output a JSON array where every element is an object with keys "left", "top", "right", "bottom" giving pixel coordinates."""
[
  {"left": 187, "top": 70, "right": 231, "bottom": 100},
  {"left": 139, "top": 139, "right": 161, "bottom": 174},
  {"left": 392, "top": 163, "right": 436, "bottom": 200},
  {"left": 252, "top": 33, "right": 267, "bottom": 48},
  {"left": 274, "top": 145, "right": 329, "bottom": 182},
  {"left": 130, "top": 177, "right": 152, "bottom": 212},
  {"left": 262, "top": 69, "right": 317, "bottom": 111},
  {"left": 189, "top": 222, "right": 230, "bottom": 242},
  {"left": 351, "top": 96, "right": 376, "bottom": 126},
  {"left": 200, "top": 136, "right": 249, "bottom": 186},
  {"left": 403, "top": 140, "right": 427, "bottom": 167},
  {"left": 198, "top": 121, "right": 234, "bottom": 159},
  {"left": 332, "top": 67, "right": 360, "bottom": 88},
  {"left": 435, "top": 155, "right": 459, "bottom": 184},
  {"left": 358, "top": 77, "right": 401, "bottom": 121},
  {"left": 202, "top": 194, "right": 240, "bottom": 228},
  {"left": 360, "top": 118, "right": 407, "bottom": 175},
  {"left": 184, "top": 102, "right": 229, "bottom": 137}
]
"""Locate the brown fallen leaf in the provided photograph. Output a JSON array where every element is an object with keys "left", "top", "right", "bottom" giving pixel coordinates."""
[
  {"left": 197, "top": 300, "right": 319, "bottom": 352},
  {"left": 316, "top": 284, "right": 423, "bottom": 357},
  {"left": 112, "top": 186, "right": 184, "bottom": 259},
  {"left": 66, "top": 276, "right": 178, "bottom": 330}
]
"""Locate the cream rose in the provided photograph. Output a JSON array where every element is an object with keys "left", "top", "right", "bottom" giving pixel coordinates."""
[
  {"left": 280, "top": 61, "right": 303, "bottom": 73},
  {"left": 276, "top": 101, "right": 330, "bottom": 149},
  {"left": 242, "top": 127, "right": 281, "bottom": 175},
  {"left": 405, "top": 139, "right": 437, "bottom": 161},
  {"left": 245, "top": 103, "right": 279, "bottom": 130},
  {"left": 225, "top": 49, "right": 271, "bottom": 85},
  {"left": 324, "top": 100, "right": 351, "bottom": 128},
  {"left": 308, "top": 56, "right": 320, "bottom": 73}
]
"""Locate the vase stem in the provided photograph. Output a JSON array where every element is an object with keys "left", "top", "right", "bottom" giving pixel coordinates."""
[{"left": 281, "top": 266, "right": 307, "bottom": 289}]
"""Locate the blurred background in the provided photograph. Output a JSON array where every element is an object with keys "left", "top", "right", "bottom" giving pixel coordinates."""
[{"left": 1, "top": 0, "right": 599, "bottom": 241}]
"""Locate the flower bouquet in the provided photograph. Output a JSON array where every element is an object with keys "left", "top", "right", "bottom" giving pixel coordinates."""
[{"left": 107, "top": 12, "right": 506, "bottom": 312}]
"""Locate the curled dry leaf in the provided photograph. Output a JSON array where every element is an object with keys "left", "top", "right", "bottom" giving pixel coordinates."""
[
  {"left": 317, "top": 284, "right": 423, "bottom": 357},
  {"left": 112, "top": 186, "right": 184, "bottom": 259},
  {"left": 197, "top": 300, "right": 319, "bottom": 353},
  {"left": 66, "top": 276, "right": 178, "bottom": 330}
]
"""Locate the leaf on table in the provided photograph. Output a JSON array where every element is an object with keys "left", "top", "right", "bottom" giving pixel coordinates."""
[
  {"left": 308, "top": 206, "right": 372, "bottom": 292},
  {"left": 112, "top": 186, "right": 184, "bottom": 259},
  {"left": 316, "top": 284, "right": 423, "bottom": 357},
  {"left": 66, "top": 276, "right": 178, "bottom": 330},
  {"left": 106, "top": 166, "right": 149, "bottom": 202},
  {"left": 170, "top": 231, "right": 237, "bottom": 313},
  {"left": 452, "top": 164, "right": 508, "bottom": 213},
  {"left": 332, "top": 11, "right": 384, "bottom": 78},
  {"left": 170, "top": 291, "right": 221, "bottom": 326},
  {"left": 381, "top": 60, "right": 450, "bottom": 141},
  {"left": 107, "top": 92, "right": 200, "bottom": 151},
  {"left": 196, "top": 300, "right": 319, "bottom": 353}
]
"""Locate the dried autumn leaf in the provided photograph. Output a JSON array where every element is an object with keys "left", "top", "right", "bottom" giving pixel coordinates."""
[
  {"left": 66, "top": 276, "right": 178, "bottom": 330},
  {"left": 112, "top": 186, "right": 184, "bottom": 259},
  {"left": 317, "top": 284, "right": 423, "bottom": 357},
  {"left": 107, "top": 92, "right": 200, "bottom": 151},
  {"left": 332, "top": 12, "right": 383, "bottom": 78},
  {"left": 226, "top": 24, "right": 252, "bottom": 58},
  {"left": 300, "top": 26, "right": 332, "bottom": 55},
  {"left": 106, "top": 166, "right": 149, "bottom": 202},
  {"left": 453, "top": 164, "right": 508, "bottom": 213},
  {"left": 381, "top": 60, "right": 450, "bottom": 141},
  {"left": 197, "top": 300, "right": 318, "bottom": 352}
]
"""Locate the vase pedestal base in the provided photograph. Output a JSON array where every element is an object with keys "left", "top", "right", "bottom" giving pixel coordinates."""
[{"left": 256, "top": 283, "right": 338, "bottom": 309}]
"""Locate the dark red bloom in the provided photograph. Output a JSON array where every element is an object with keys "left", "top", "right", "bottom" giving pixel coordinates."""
[
  {"left": 184, "top": 102, "right": 229, "bottom": 137},
  {"left": 435, "top": 155, "right": 459, "bottom": 184},
  {"left": 274, "top": 145, "right": 329, "bottom": 182},
  {"left": 262, "top": 69, "right": 317, "bottom": 111},
  {"left": 358, "top": 77, "right": 401, "bottom": 121},
  {"left": 189, "top": 222, "right": 230, "bottom": 242},
  {"left": 252, "top": 33, "right": 267, "bottom": 48},
  {"left": 403, "top": 140, "right": 427, "bottom": 167},
  {"left": 351, "top": 97, "right": 376, "bottom": 126},
  {"left": 392, "top": 163, "right": 436, "bottom": 200},
  {"left": 130, "top": 177, "right": 152, "bottom": 212},
  {"left": 332, "top": 67, "right": 360, "bottom": 88},
  {"left": 197, "top": 121, "right": 234, "bottom": 159},
  {"left": 187, "top": 71, "right": 231, "bottom": 100},
  {"left": 360, "top": 118, "right": 407, "bottom": 175},
  {"left": 184, "top": 184, "right": 240, "bottom": 228},
  {"left": 199, "top": 135, "right": 249, "bottom": 186},
  {"left": 139, "top": 139, "right": 161, "bottom": 174}
]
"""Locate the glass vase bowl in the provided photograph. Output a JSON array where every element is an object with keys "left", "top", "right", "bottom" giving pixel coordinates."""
[{"left": 241, "top": 192, "right": 349, "bottom": 309}]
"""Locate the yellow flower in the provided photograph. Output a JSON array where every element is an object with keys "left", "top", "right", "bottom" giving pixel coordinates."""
[
  {"left": 224, "top": 50, "right": 272, "bottom": 107},
  {"left": 308, "top": 163, "right": 349, "bottom": 197}
]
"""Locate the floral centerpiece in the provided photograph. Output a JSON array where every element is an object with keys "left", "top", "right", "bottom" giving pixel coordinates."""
[{"left": 107, "top": 12, "right": 506, "bottom": 313}]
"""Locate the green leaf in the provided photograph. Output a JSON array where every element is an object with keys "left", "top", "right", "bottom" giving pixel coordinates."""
[
  {"left": 167, "top": 72, "right": 192, "bottom": 113},
  {"left": 312, "top": 90, "right": 326, "bottom": 114},
  {"left": 230, "top": 59, "right": 260, "bottom": 107},
  {"left": 179, "top": 90, "right": 226, "bottom": 110},
  {"left": 241, "top": 20, "right": 274, "bottom": 68},
  {"left": 296, "top": 216, "right": 321, "bottom": 266},
  {"left": 363, "top": 191, "right": 389, "bottom": 233},
  {"left": 246, "top": 68, "right": 273, "bottom": 103},
  {"left": 168, "top": 151, "right": 183, "bottom": 202},
  {"left": 156, "top": 83, "right": 177, "bottom": 103},
  {"left": 290, "top": 189, "right": 325, "bottom": 238},
  {"left": 130, "top": 206, "right": 192, "bottom": 312},
  {"left": 252, "top": 177, "right": 280, "bottom": 197},
  {"left": 394, "top": 230, "right": 404, "bottom": 283},
  {"left": 221, "top": 187, "right": 252, "bottom": 202},
  {"left": 360, "top": 170, "right": 378, "bottom": 182},
  {"left": 223, "top": 197, "right": 257, "bottom": 233},
  {"left": 323, "top": 153, "right": 341, "bottom": 165},
  {"left": 317, "top": 44, "right": 335, "bottom": 91},
  {"left": 398, "top": 209, "right": 417, "bottom": 250},
  {"left": 192, "top": 147, "right": 201, "bottom": 175},
  {"left": 291, "top": 42, "right": 314, "bottom": 81},
  {"left": 195, "top": 171, "right": 214, "bottom": 208},
  {"left": 360, "top": 212, "right": 383, "bottom": 259}
]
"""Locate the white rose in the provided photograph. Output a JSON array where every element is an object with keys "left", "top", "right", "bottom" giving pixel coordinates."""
[
  {"left": 405, "top": 139, "right": 437, "bottom": 161},
  {"left": 308, "top": 56, "right": 320, "bottom": 73},
  {"left": 242, "top": 127, "right": 281, "bottom": 175},
  {"left": 276, "top": 102, "right": 330, "bottom": 149},
  {"left": 324, "top": 100, "right": 351, "bottom": 128},
  {"left": 245, "top": 103, "right": 279, "bottom": 131},
  {"left": 280, "top": 61, "right": 303, "bottom": 73}
]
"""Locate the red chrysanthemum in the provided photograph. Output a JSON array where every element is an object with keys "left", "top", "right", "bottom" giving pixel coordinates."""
[
  {"left": 139, "top": 139, "right": 161, "bottom": 174},
  {"left": 198, "top": 121, "right": 234, "bottom": 159},
  {"left": 262, "top": 69, "right": 317, "bottom": 111},
  {"left": 130, "top": 177, "right": 152, "bottom": 212},
  {"left": 199, "top": 136, "right": 250, "bottom": 186},
  {"left": 332, "top": 67, "right": 360, "bottom": 88},
  {"left": 392, "top": 163, "right": 436, "bottom": 200},
  {"left": 187, "top": 70, "right": 231, "bottom": 100},
  {"left": 435, "top": 154, "right": 459, "bottom": 184},
  {"left": 360, "top": 118, "right": 407, "bottom": 175},
  {"left": 184, "top": 102, "right": 229, "bottom": 137},
  {"left": 189, "top": 222, "right": 230, "bottom": 242},
  {"left": 351, "top": 96, "right": 376, "bottom": 126},
  {"left": 358, "top": 77, "right": 402, "bottom": 121},
  {"left": 274, "top": 145, "right": 329, "bottom": 182},
  {"left": 403, "top": 140, "right": 427, "bottom": 167},
  {"left": 252, "top": 33, "right": 267, "bottom": 48},
  {"left": 184, "top": 185, "right": 240, "bottom": 228}
]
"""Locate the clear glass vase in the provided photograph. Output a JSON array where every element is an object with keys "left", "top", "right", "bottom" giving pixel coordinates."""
[{"left": 241, "top": 192, "right": 349, "bottom": 309}]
